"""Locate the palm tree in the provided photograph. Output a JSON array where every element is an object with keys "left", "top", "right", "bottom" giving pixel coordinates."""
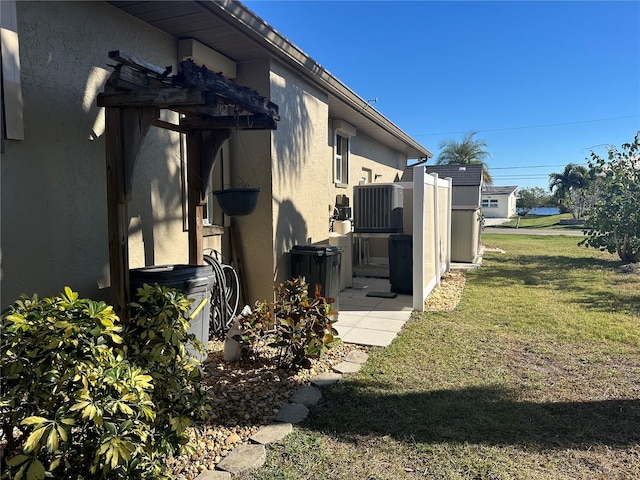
[
  {"left": 548, "top": 163, "right": 588, "bottom": 218},
  {"left": 437, "top": 131, "right": 493, "bottom": 184}
]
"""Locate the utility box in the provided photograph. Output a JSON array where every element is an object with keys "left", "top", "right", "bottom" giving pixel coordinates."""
[
  {"left": 388, "top": 234, "right": 413, "bottom": 294},
  {"left": 129, "top": 264, "right": 215, "bottom": 362},
  {"left": 290, "top": 245, "right": 342, "bottom": 311}
]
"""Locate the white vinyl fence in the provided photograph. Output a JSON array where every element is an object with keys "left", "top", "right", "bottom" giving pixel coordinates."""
[{"left": 412, "top": 166, "right": 452, "bottom": 311}]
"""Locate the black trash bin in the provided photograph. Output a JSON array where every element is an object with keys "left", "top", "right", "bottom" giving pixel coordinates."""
[
  {"left": 290, "top": 245, "right": 342, "bottom": 311},
  {"left": 130, "top": 264, "right": 215, "bottom": 361},
  {"left": 388, "top": 234, "right": 412, "bottom": 294}
]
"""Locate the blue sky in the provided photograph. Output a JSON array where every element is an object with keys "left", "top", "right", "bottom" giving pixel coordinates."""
[{"left": 243, "top": 0, "right": 640, "bottom": 190}]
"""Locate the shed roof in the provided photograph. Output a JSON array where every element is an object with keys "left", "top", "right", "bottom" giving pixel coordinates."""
[
  {"left": 482, "top": 185, "right": 518, "bottom": 196},
  {"left": 419, "top": 164, "right": 484, "bottom": 186},
  {"left": 109, "top": 0, "right": 432, "bottom": 160}
]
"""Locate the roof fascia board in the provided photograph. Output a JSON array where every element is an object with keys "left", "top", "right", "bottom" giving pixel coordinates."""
[{"left": 197, "top": 0, "right": 432, "bottom": 159}]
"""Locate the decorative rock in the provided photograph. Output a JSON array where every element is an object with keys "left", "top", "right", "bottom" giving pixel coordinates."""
[
  {"left": 309, "top": 372, "right": 342, "bottom": 387},
  {"left": 275, "top": 403, "right": 309, "bottom": 423},
  {"left": 216, "top": 444, "right": 266, "bottom": 475},
  {"left": 194, "top": 471, "right": 232, "bottom": 480},
  {"left": 344, "top": 350, "right": 369, "bottom": 364},
  {"left": 225, "top": 433, "right": 241, "bottom": 445},
  {"left": 289, "top": 386, "right": 322, "bottom": 407},
  {"left": 332, "top": 361, "right": 362, "bottom": 374},
  {"left": 250, "top": 422, "right": 293, "bottom": 444}
]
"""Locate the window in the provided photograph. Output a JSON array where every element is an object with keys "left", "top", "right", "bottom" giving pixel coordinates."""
[
  {"left": 482, "top": 198, "right": 499, "bottom": 208},
  {"left": 334, "top": 133, "right": 349, "bottom": 184}
]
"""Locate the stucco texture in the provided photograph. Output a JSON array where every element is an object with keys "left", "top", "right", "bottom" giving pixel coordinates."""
[{"left": 1, "top": 2, "right": 195, "bottom": 306}]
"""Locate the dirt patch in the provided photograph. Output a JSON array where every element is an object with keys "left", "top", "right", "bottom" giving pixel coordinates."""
[
  {"left": 619, "top": 263, "right": 640, "bottom": 275},
  {"left": 501, "top": 337, "right": 640, "bottom": 403}
]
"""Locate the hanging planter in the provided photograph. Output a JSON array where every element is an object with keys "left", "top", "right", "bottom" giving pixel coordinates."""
[{"left": 213, "top": 187, "right": 260, "bottom": 216}]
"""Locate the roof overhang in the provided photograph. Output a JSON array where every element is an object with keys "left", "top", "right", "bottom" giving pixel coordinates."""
[{"left": 109, "top": 0, "right": 432, "bottom": 160}]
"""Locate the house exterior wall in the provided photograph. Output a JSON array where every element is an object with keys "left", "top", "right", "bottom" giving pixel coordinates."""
[
  {"left": 0, "top": 2, "right": 222, "bottom": 307},
  {"left": 482, "top": 192, "right": 517, "bottom": 218},
  {"left": 1, "top": 1, "right": 423, "bottom": 310}
]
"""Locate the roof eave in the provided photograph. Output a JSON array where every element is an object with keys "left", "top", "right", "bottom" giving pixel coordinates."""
[{"left": 197, "top": 0, "right": 432, "bottom": 159}]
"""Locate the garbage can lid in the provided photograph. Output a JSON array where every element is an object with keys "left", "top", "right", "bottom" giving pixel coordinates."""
[{"left": 291, "top": 244, "right": 342, "bottom": 256}]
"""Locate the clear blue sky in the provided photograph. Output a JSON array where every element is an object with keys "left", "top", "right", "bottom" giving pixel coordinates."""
[{"left": 243, "top": 0, "right": 640, "bottom": 190}]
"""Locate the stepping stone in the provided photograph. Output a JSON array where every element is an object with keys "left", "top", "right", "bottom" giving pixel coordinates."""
[
  {"left": 309, "top": 372, "right": 342, "bottom": 387},
  {"left": 275, "top": 403, "right": 309, "bottom": 423},
  {"left": 250, "top": 422, "right": 293, "bottom": 445},
  {"left": 332, "top": 361, "right": 361, "bottom": 374},
  {"left": 195, "top": 471, "right": 232, "bottom": 480},
  {"left": 289, "top": 386, "right": 322, "bottom": 406},
  {"left": 345, "top": 350, "right": 369, "bottom": 364},
  {"left": 216, "top": 444, "right": 266, "bottom": 475}
]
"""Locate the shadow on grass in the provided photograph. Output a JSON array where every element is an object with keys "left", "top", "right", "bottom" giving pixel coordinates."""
[
  {"left": 307, "top": 381, "right": 640, "bottom": 450},
  {"left": 474, "top": 253, "right": 640, "bottom": 315}
]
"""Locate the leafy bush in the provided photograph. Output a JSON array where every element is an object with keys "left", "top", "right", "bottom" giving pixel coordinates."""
[
  {"left": 1, "top": 285, "right": 210, "bottom": 479},
  {"left": 236, "top": 277, "right": 339, "bottom": 369},
  {"left": 125, "top": 284, "right": 211, "bottom": 454},
  {"left": 580, "top": 132, "right": 640, "bottom": 263}
]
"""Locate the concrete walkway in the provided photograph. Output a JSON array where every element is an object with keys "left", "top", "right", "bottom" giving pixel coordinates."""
[{"left": 336, "top": 277, "right": 414, "bottom": 347}]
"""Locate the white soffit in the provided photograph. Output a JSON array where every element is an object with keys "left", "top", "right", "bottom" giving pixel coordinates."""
[
  {"left": 178, "top": 38, "right": 237, "bottom": 79},
  {"left": 333, "top": 119, "right": 356, "bottom": 137}
]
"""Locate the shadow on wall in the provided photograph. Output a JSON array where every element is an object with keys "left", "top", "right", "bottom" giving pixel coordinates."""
[
  {"left": 127, "top": 126, "right": 185, "bottom": 267},
  {"left": 274, "top": 199, "right": 308, "bottom": 285},
  {"left": 271, "top": 75, "right": 313, "bottom": 188}
]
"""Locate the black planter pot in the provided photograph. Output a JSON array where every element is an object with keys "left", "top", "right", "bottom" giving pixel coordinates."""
[{"left": 213, "top": 188, "right": 260, "bottom": 216}]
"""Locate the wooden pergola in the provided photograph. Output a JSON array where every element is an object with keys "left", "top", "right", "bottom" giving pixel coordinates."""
[{"left": 97, "top": 51, "right": 279, "bottom": 320}]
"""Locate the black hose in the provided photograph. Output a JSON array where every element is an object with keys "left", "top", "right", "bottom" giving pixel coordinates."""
[{"left": 203, "top": 250, "right": 241, "bottom": 339}]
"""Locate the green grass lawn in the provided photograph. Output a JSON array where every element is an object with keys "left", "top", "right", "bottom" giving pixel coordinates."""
[
  {"left": 236, "top": 235, "right": 640, "bottom": 480},
  {"left": 496, "top": 213, "right": 576, "bottom": 229}
]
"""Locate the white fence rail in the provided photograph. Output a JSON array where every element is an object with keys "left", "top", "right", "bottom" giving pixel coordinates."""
[{"left": 412, "top": 166, "right": 452, "bottom": 311}]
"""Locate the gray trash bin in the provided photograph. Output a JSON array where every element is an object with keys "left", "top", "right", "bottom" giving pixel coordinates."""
[
  {"left": 290, "top": 245, "right": 342, "bottom": 311},
  {"left": 130, "top": 264, "right": 215, "bottom": 361}
]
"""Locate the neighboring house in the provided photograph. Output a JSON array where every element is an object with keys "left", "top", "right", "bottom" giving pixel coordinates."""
[
  {"left": 481, "top": 186, "right": 518, "bottom": 218},
  {"left": 401, "top": 164, "right": 483, "bottom": 263},
  {"left": 0, "top": 0, "right": 432, "bottom": 308}
]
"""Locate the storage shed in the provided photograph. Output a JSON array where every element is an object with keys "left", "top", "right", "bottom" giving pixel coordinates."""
[{"left": 400, "top": 164, "right": 483, "bottom": 264}]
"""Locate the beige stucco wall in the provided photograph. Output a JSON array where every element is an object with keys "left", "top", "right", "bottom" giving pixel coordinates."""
[
  {"left": 269, "top": 61, "right": 332, "bottom": 297},
  {"left": 1, "top": 2, "right": 216, "bottom": 307}
]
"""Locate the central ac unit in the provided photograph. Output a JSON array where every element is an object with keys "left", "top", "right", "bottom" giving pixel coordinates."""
[{"left": 353, "top": 184, "right": 403, "bottom": 233}]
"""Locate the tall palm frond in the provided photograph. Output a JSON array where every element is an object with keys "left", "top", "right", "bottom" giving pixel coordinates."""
[{"left": 437, "top": 131, "right": 493, "bottom": 184}]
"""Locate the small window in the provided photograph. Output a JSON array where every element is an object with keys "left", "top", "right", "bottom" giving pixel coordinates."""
[
  {"left": 482, "top": 198, "right": 499, "bottom": 208},
  {"left": 334, "top": 134, "right": 349, "bottom": 184}
]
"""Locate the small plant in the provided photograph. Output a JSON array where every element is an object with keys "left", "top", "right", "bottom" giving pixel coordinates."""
[
  {"left": 236, "top": 277, "right": 340, "bottom": 369},
  {"left": 1, "top": 285, "right": 211, "bottom": 480}
]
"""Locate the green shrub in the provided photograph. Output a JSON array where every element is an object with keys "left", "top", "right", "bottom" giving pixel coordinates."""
[
  {"left": 236, "top": 277, "right": 339, "bottom": 369},
  {"left": 125, "top": 284, "right": 211, "bottom": 455},
  {"left": 1, "top": 285, "right": 210, "bottom": 479}
]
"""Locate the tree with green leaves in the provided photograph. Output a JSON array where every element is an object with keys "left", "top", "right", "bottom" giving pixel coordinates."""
[
  {"left": 516, "top": 187, "right": 553, "bottom": 214},
  {"left": 548, "top": 163, "right": 589, "bottom": 218},
  {"left": 579, "top": 132, "right": 640, "bottom": 263},
  {"left": 437, "top": 131, "right": 493, "bottom": 184}
]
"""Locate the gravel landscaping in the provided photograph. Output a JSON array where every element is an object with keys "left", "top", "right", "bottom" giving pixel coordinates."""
[
  {"left": 165, "top": 339, "right": 368, "bottom": 479},
  {"left": 167, "top": 272, "right": 468, "bottom": 479}
]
